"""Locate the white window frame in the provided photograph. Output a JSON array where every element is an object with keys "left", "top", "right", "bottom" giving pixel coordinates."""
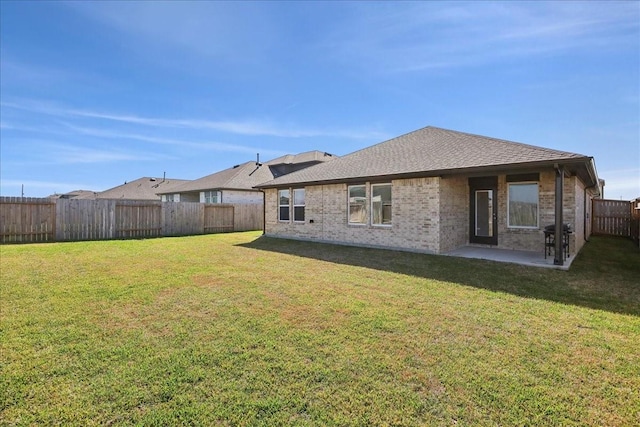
[
  {"left": 203, "top": 190, "right": 221, "bottom": 204},
  {"left": 348, "top": 184, "right": 367, "bottom": 225},
  {"left": 507, "top": 182, "right": 539, "bottom": 229},
  {"left": 371, "top": 183, "right": 392, "bottom": 226},
  {"left": 278, "top": 189, "right": 290, "bottom": 222},
  {"left": 293, "top": 188, "right": 305, "bottom": 223}
]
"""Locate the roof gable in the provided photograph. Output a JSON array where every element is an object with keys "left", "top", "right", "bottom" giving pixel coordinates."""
[
  {"left": 266, "top": 150, "right": 336, "bottom": 166},
  {"left": 257, "top": 126, "right": 591, "bottom": 187}
]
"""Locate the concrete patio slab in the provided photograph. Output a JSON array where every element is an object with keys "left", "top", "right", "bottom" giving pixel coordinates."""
[{"left": 444, "top": 246, "right": 576, "bottom": 270}]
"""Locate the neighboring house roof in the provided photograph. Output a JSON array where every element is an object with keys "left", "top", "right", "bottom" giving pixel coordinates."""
[
  {"left": 256, "top": 126, "right": 599, "bottom": 189},
  {"left": 267, "top": 151, "right": 335, "bottom": 165},
  {"left": 99, "top": 177, "right": 190, "bottom": 200},
  {"left": 160, "top": 161, "right": 276, "bottom": 194},
  {"left": 49, "top": 190, "right": 98, "bottom": 199},
  {"left": 158, "top": 150, "right": 337, "bottom": 194}
]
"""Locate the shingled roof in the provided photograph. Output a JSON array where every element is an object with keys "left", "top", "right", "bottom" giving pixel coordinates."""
[
  {"left": 100, "top": 177, "right": 190, "bottom": 200},
  {"left": 257, "top": 126, "right": 597, "bottom": 188},
  {"left": 160, "top": 161, "right": 275, "bottom": 194},
  {"left": 159, "top": 150, "right": 337, "bottom": 194},
  {"left": 268, "top": 151, "right": 335, "bottom": 165}
]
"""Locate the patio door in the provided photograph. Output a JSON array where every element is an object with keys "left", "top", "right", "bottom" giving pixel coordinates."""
[{"left": 469, "top": 177, "right": 498, "bottom": 245}]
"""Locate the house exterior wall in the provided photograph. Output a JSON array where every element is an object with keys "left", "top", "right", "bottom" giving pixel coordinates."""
[
  {"left": 161, "top": 194, "right": 180, "bottom": 202},
  {"left": 438, "top": 176, "right": 468, "bottom": 253},
  {"left": 572, "top": 177, "right": 587, "bottom": 254},
  {"left": 496, "top": 173, "right": 552, "bottom": 252},
  {"left": 179, "top": 192, "right": 200, "bottom": 203},
  {"left": 264, "top": 169, "right": 589, "bottom": 256},
  {"left": 264, "top": 178, "right": 442, "bottom": 253},
  {"left": 496, "top": 170, "right": 587, "bottom": 254},
  {"left": 221, "top": 190, "right": 263, "bottom": 204},
  {"left": 584, "top": 187, "right": 595, "bottom": 240}
]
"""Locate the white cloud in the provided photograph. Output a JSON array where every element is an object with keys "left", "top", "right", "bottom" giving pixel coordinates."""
[
  {"left": 322, "top": 2, "right": 639, "bottom": 73},
  {"left": 2, "top": 137, "right": 165, "bottom": 165},
  {"left": 59, "top": 123, "right": 286, "bottom": 156},
  {"left": 2, "top": 99, "right": 387, "bottom": 140}
]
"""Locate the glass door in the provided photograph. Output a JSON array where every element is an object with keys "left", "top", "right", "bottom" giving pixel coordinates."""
[{"left": 469, "top": 177, "right": 498, "bottom": 245}]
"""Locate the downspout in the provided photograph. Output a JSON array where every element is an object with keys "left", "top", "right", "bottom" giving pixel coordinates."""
[
  {"left": 321, "top": 185, "right": 325, "bottom": 240},
  {"left": 583, "top": 157, "right": 600, "bottom": 242},
  {"left": 584, "top": 186, "right": 588, "bottom": 242},
  {"left": 554, "top": 164, "right": 564, "bottom": 265},
  {"left": 260, "top": 189, "right": 266, "bottom": 235}
]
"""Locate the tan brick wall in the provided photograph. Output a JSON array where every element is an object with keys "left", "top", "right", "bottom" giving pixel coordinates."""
[
  {"left": 265, "top": 178, "right": 441, "bottom": 253},
  {"left": 438, "top": 176, "right": 468, "bottom": 253},
  {"left": 571, "top": 177, "right": 586, "bottom": 254},
  {"left": 498, "top": 170, "right": 555, "bottom": 252},
  {"left": 222, "top": 190, "right": 263, "bottom": 204},
  {"left": 265, "top": 170, "right": 589, "bottom": 256},
  {"left": 497, "top": 170, "right": 585, "bottom": 253}
]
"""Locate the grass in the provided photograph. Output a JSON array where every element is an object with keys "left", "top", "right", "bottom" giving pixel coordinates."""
[{"left": 1, "top": 232, "right": 638, "bottom": 426}]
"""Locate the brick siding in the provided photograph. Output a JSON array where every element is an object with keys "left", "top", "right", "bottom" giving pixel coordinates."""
[{"left": 265, "top": 169, "right": 588, "bottom": 255}]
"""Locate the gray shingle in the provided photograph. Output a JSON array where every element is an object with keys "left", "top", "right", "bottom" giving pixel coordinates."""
[
  {"left": 99, "top": 177, "right": 190, "bottom": 200},
  {"left": 163, "top": 161, "right": 274, "bottom": 193},
  {"left": 257, "top": 126, "right": 589, "bottom": 188},
  {"left": 161, "top": 150, "right": 337, "bottom": 193}
]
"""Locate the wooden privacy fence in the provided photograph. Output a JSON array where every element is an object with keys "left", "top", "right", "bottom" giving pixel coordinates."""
[
  {"left": 592, "top": 199, "right": 635, "bottom": 239},
  {"left": 0, "top": 197, "right": 263, "bottom": 243},
  {"left": 632, "top": 208, "right": 640, "bottom": 247},
  {"left": 0, "top": 197, "right": 56, "bottom": 243}
]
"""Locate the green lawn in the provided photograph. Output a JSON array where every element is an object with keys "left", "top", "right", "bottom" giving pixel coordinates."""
[{"left": 1, "top": 232, "right": 638, "bottom": 426}]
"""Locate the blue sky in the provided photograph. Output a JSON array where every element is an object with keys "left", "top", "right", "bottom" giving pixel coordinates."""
[{"left": 1, "top": 1, "right": 638, "bottom": 200}]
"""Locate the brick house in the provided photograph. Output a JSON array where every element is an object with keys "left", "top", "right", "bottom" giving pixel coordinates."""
[{"left": 256, "top": 126, "right": 602, "bottom": 266}]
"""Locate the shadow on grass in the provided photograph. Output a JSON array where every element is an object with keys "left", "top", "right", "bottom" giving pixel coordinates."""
[{"left": 239, "top": 236, "right": 640, "bottom": 317}]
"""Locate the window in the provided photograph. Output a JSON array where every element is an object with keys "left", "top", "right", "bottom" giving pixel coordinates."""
[
  {"left": 371, "top": 183, "right": 392, "bottom": 225},
  {"left": 163, "top": 194, "right": 178, "bottom": 202},
  {"left": 348, "top": 185, "right": 367, "bottom": 224},
  {"left": 278, "top": 189, "right": 290, "bottom": 221},
  {"left": 203, "top": 190, "right": 221, "bottom": 203},
  {"left": 508, "top": 182, "right": 538, "bottom": 228},
  {"left": 293, "top": 188, "right": 305, "bottom": 222}
]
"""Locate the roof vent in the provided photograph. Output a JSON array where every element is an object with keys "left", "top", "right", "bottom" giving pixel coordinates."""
[
  {"left": 233, "top": 164, "right": 240, "bottom": 168},
  {"left": 150, "top": 178, "right": 157, "bottom": 181}
]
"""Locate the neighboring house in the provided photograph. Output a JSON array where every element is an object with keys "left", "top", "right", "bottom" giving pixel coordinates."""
[
  {"left": 256, "top": 126, "right": 602, "bottom": 265},
  {"left": 157, "top": 151, "right": 336, "bottom": 204},
  {"left": 49, "top": 190, "right": 98, "bottom": 199},
  {"left": 98, "top": 177, "right": 190, "bottom": 200}
]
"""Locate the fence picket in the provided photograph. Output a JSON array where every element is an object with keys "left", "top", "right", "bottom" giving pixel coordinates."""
[
  {"left": 592, "top": 199, "right": 633, "bottom": 237},
  {"left": 0, "top": 197, "right": 262, "bottom": 243}
]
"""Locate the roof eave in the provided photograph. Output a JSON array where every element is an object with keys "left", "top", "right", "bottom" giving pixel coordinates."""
[
  {"left": 256, "top": 157, "right": 596, "bottom": 189},
  {"left": 158, "top": 186, "right": 263, "bottom": 195}
]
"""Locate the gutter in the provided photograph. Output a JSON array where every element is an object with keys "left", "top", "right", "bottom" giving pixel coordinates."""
[
  {"left": 255, "top": 158, "right": 595, "bottom": 190},
  {"left": 586, "top": 157, "right": 601, "bottom": 197}
]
